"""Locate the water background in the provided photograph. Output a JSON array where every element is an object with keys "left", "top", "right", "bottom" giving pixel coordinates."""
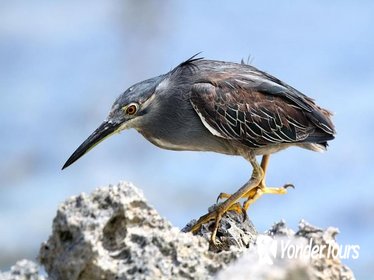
[{"left": 1, "top": 1, "right": 373, "bottom": 278}]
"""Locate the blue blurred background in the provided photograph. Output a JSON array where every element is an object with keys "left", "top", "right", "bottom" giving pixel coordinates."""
[{"left": 0, "top": 0, "right": 373, "bottom": 278}]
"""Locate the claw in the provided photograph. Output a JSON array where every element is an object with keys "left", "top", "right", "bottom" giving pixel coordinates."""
[
  {"left": 216, "top": 192, "right": 231, "bottom": 203},
  {"left": 283, "top": 183, "right": 295, "bottom": 189},
  {"left": 241, "top": 206, "right": 248, "bottom": 221}
]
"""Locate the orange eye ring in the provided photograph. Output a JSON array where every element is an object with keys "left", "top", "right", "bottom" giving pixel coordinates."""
[{"left": 126, "top": 103, "right": 138, "bottom": 115}]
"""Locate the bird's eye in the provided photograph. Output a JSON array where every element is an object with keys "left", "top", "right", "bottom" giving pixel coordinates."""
[{"left": 125, "top": 103, "right": 138, "bottom": 116}]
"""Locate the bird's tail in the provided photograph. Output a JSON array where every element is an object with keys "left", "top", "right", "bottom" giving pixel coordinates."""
[{"left": 299, "top": 142, "right": 329, "bottom": 152}]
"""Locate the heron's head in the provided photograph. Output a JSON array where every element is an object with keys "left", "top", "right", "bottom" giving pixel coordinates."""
[{"left": 62, "top": 75, "right": 165, "bottom": 169}]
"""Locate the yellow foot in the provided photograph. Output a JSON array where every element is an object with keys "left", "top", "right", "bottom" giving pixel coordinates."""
[
  {"left": 189, "top": 156, "right": 265, "bottom": 244},
  {"left": 190, "top": 205, "right": 224, "bottom": 245},
  {"left": 189, "top": 201, "right": 244, "bottom": 244},
  {"left": 227, "top": 201, "right": 245, "bottom": 214},
  {"left": 217, "top": 183, "right": 294, "bottom": 202},
  {"left": 243, "top": 183, "right": 294, "bottom": 210}
]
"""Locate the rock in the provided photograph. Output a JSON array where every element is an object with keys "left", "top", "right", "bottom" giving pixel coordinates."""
[
  {"left": 38, "top": 182, "right": 241, "bottom": 280},
  {"left": 2, "top": 181, "right": 355, "bottom": 280},
  {"left": 0, "top": 259, "right": 44, "bottom": 280},
  {"left": 216, "top": 220, "right": 356, "bottom": 280},
  {"left": 182, "top": 205, "right": 257, "bottom": 252}
]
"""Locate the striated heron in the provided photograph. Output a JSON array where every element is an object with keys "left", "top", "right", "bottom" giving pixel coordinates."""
[{"left": 62, "top": 55, "right": 335, "bottom": 243}]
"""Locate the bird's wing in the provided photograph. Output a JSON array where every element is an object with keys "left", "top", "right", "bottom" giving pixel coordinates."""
[{"left": 190, "top": 76, "right": 334, "bottom": 148}]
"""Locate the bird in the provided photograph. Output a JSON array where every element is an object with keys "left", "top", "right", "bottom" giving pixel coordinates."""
[{"left": 62, "top": 54, "right": 335, "bottom": 243}]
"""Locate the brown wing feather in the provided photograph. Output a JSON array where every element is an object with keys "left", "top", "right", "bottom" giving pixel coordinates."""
[{"left": 190, "top": 77, "right": 333, "bottom": 148}]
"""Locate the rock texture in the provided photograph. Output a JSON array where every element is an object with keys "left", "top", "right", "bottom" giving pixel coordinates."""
[
  {"left": 217, "top": 220, "right": 355, "bottom": 280},
  {"left": 1, "top": 182, "right": 356, "bottom": 280},
  {"left": 38, "top": 182, "right": 243, "bottom": 280},
  {"left": 0, "top": 259, "right": 44, "bottom": 280}
]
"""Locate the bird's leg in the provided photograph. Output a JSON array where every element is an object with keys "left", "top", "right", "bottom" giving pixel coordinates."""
[
  {"left": 242, "top": 155, "right": 294, "bottom": 211},
  {"left": 216, "top": 155, "right": 292, "bottom": 201},
  {"left": 214, "top": 155, "right": 270, "bottom": 203},
  {"left": 227, "top": 202, "right": 246, "bottom": 214},
  {"left": 215, "top": 193, "right": 244, "bottom": 214},
  {"left": 190, "top": 156, "right": 263, "bottom": 244}
]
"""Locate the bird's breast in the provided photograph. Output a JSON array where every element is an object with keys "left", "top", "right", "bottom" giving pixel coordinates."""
[
  {"left": 136, "top": 125, "right": 239, "bottom": 155},
  {"left": 140, "top": 133, "right": 194, "bottom": 151}
]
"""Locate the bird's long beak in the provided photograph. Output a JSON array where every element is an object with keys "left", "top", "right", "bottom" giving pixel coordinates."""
[{"left": 62, "top": 120, "right": 121, "bottom": 170}]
